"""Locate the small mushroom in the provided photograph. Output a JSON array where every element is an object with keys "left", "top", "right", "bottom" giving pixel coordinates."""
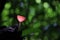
[{"left": 17, "top": 15, "right": 26, "bottom": 31}]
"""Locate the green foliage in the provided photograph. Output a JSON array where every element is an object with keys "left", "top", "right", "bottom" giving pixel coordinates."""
[
  {"left": 10, "top": 9, "right": 14, "bottom": 14},
  {"left": 15, "top": 8, "right": 20, "bottom": 14},
  {"left": 4, "top": 2, "right": 11, "bottom": 9},
  {"left": 44, "top": 36, "right": 48, "bottom": 40},
  {"left": 1, "top": 0, "right": 60, "bottom": 40},
  {"left": 35, "top": 0, "right": 41, "bottom": 4},
  {"left": 33, "top": 21, "right": 40, "bottom": 28},
  {"left": 1, "top": 9, "right": 9, "bottom": 26},
  {"left": 22, "top": 28, "right": 40, "bottom": 36},
  {"left": 28, "top": 6, "right": 36, "bottom": 22},
  {"left": 45, "top": 8, "right": 55, "bottom": 18},
  {"left": 43, "top": 2, "right": 49, "bottom": 8}
]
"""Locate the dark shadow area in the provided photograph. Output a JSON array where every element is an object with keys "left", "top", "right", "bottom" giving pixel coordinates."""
[{"left": 0, "top": 25, "right": 22, "bottom": 40}]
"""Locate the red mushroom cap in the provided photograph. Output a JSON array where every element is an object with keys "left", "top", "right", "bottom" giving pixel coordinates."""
[{"left": 17, "top": 15, "right": 26, "bottom": 22}]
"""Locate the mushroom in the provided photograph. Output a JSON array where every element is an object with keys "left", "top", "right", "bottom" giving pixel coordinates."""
[{"left": 17, "top": 15, "right": 26, "bottom": 31}]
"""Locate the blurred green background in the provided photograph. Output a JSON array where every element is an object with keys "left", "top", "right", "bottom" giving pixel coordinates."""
[{"left": 0, "top": 0, "right": 60, "bottom": 40}]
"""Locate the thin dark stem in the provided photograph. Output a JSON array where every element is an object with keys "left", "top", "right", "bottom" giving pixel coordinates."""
[
  {"left": 18, "top": 22, "right": 21, "bottom": 31},
  {"left": 17, "top": 22, "right": 22, "bottom": 40}
]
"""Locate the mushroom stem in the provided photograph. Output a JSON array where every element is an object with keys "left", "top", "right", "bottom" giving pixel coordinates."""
[{"left": 18, "top": 22, "right": 21, "bottom": 31}]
